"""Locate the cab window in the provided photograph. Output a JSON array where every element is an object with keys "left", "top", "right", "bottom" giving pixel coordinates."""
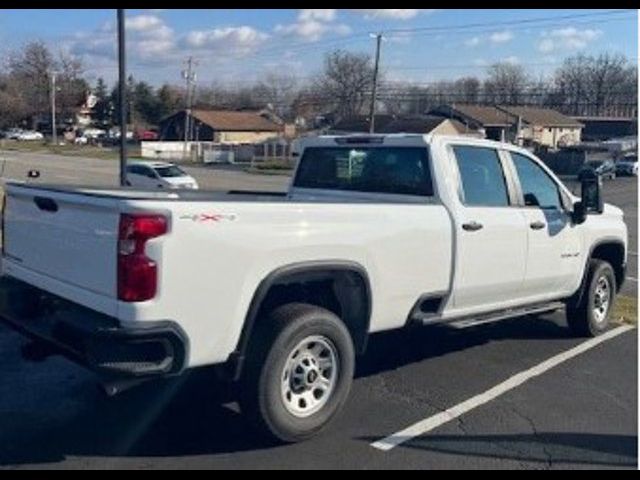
[
  {"left": 452, "top": 146, "right": 509, "bottom": 207},
  {"left": 510, "top": 152, "right": 562, "bottom": 209}
]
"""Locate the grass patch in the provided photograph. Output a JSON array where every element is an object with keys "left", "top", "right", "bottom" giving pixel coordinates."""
[
  {"left": 245, "top": 158, "right": 295, "bottom": 175},
  {"left": 612, "top": 295, "right": 637, "bottom": 325}
]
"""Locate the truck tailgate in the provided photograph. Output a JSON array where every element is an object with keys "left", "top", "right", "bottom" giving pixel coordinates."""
[{"left": 3, "top": 184, "right": 120, "bottom": 297}]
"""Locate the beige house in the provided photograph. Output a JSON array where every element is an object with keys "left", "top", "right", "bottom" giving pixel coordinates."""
[
  {"left": 432, "top": 104, "right": 584, "bottom": 148},
  {"left": 498, "top": 106, "right": 584, "bottom": 149},
  {"left": 159, "top": 109, "right": 282, "bottom": 144}
]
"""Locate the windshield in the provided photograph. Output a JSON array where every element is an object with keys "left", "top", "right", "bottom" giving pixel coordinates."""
[
  {"left": 154, "top": 166, "right": 187, "bottom": 178},
  {"left": 295, "top": 146, "right": 433, "bottom": 196}
]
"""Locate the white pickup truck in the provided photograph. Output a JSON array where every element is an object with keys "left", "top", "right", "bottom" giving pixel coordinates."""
[{"left": 0, "top": 134, "right": 628, "bottom": 442}]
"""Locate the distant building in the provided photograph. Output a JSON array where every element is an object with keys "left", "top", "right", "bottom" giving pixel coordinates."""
[
  {"left": 158, "top": 109, "right": 282, "bottom": 144},
  {"left": 572, "top": 116, "right": 638, "bottom": 142},
  {"left": 330, "top": 114, "right": 480, "bottom": 136},
  {"left": 429, "top": 105, "right": 515, "bottom": 142},
  {"left": 498, "top": 106, "right": 583, "bottom": 149},
  {"left": 430, "top": 104, "right": 584, "bottom": 149},
  {"left": 75, "top": 93, "right": 98, "bottom": 127}
]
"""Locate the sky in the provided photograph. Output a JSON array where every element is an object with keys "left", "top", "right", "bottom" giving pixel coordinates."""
[{"left": 0, "top": 9, "right": 637, "bottom": 88}]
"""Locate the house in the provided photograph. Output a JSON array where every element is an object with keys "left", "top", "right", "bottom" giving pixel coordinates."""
[
  {"left": 158, "top": 109, "right": 282, "bottom": 144},
  {"left": 498, "top": 106, "right": 583, "bottom": 149},
  {"left": 75, "top": 92, "right": 98, "bottom": 127},
  {"left": 329, "top": 114, "right": 480, "bottom": 136},
  {"left": 430, "top": 104, "right": 584, "bottom": 149},
  {"left": 429, "top": 105, "right": 515, "bottom": 142}
]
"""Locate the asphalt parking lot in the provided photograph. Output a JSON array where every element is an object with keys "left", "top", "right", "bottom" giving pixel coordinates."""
[{"left": 0, "top": 150, "right": 637, "bottom": 469}]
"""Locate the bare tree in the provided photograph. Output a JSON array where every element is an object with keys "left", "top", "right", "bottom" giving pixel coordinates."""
[
  {"left": 554, "top": 53, "right": 637, "bottom": 116},
  {"left": 0, "top": 74, "right": 28, "bottom": 129},
  {"left": 484, "top": 63, "right": 529, "bottom": 105},
  {"left": 254, "top": 73, "right": 299, "bottom": 120},
  {"left": 315, "top": 49, "right": 375, "bottom": 120}
]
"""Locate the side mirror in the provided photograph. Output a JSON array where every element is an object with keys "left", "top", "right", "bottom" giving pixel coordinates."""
[
  {"left": 581, "top": 170, "right": 604, "bottom": 214},
  {"left": 573, "top": 170, "right": 603, "bottom": 224},
  {"left": 27, "top": 169, "right": 40, "bottom": 179}
]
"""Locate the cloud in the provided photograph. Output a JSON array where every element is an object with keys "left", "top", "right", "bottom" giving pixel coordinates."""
[
  {"left": 353, "top": 9, "right": 436, "bottom": 20},
  {"left": 126, "top": 15, "right": 164, "bottom": 32},
  {"left": 465, "top": 31, "right": 513, "bottom": 47},
  {"left": 464, "top": 36, "right": 481, "bottom": 47},
  {"left": 502, "top": 55, "right": 519, "bottom": 65},
  {"left": 489, "top": 30, "right": 513, "bottom": 44},
  {"left": 184, "top": 26, "right": 269, "bottom": 55},
  {"left": 275, "top": 9, "right": 350, "bottom": 42},
  {"left": 298, "top": 9, "right": 336, "bottom": 22},
  {"left": 537, "top": 27, "right": 602, "bottom": 53}
]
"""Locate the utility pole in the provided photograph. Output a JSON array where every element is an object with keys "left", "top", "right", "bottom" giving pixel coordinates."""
[
  {"left": 117, "top": 8, "right": 127, "bottom": 187},
  {"left": 182, "top": 56, "right": 197, "bottom": 160},
  {"left": 368, "top": 33, "right": 383, "bottom": 134},
  {"left": 50, "top": 72, "right": 57, "bottom": 145}
]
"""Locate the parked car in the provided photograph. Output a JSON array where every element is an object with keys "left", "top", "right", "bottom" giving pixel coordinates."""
[
  {"left": 137, "top": 130, "right": 159, "bottom": 141},
  {"left": 0, "top": 134, "right": 628, "bottom": 443},
  {"left": 16, "top": 130, "right": 44, "bottom": 141},
  {"left": 125, "top": 161, "right": 199, "bottom": 189},
  {"left": 4, "top": 128, "right": 25, "bottom": 140},
  {"left": 577, "top": 159, "right": 616, "bottom": 181},
  {"left": 615, "top": 156, "right": 638, "bottom": 177}
]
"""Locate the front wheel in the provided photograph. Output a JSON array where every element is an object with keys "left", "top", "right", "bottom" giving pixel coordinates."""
[
  {"left": 240, "top": 303, "right": 355, "bottom": 443},
  {"left": 567, "top": 259, "right": 617, "bottom": 337}
]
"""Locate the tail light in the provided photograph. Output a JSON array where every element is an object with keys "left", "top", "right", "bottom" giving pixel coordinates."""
[{"left": 118, "top": 213, "right": 168, "bottom": 302}]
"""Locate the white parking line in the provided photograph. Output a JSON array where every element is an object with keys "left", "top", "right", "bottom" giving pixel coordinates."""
[
  {"left": 627, "top": 277, "right": 638, "bottom": 282},
  {"left": 371, "top": 325, "right": 634, "bottom": 452}
]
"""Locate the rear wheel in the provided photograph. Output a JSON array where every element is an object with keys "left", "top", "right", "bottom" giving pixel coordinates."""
[
  {"left": 240, "top": 303, "right": 355, "bottom": 442},
  {"left": 567, "top": 259, "right": 616, "bottom": 337}
]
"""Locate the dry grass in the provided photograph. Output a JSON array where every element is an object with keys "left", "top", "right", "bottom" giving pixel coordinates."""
[{"left": 611, "top": 295, "right": 637, "bottom": 325}]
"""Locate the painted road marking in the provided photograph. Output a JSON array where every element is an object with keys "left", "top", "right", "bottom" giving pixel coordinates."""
[
  {"left": 371, "top": 325, "right": 634, "bottom": 452},
  {"left": 627, "top": 277, "right": 638, "bottom": 282}
]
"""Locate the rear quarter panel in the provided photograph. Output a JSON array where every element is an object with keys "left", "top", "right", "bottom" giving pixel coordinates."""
[{"left": 121, "top": 199, "right": 453, "bottom": 367}]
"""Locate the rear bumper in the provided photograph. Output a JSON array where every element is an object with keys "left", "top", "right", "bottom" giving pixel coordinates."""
[{"left": 0, "top": 276, "right": 188, "bottom": 379}]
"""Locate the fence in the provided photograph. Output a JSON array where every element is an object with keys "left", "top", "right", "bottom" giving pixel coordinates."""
[{"left": 140, "top": 140, "right": 293, "bottom": 165}]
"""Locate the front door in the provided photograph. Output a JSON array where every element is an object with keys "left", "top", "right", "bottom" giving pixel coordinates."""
[
  {"left": 449, "top": 145, "right": 529, "bottom": 312},
  {"left": 507, "top": 151, "right": 582, "bottom": 299}
]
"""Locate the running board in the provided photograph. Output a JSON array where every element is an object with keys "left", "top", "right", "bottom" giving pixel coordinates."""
[{"left": 431, "top": 301, "right": 565, "bottom": 330}]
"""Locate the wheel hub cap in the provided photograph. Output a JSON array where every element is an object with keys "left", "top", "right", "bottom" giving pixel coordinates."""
[
  {"left": 281, "top": 335, "right": 338, "bottom": 418},
  {"left": 593, "top": 276, "right": 611, "bottom": 324}
]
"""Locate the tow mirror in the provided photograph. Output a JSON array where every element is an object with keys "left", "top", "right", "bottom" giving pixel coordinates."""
[
  {"left": 573, "top": 170, "right": 603, "bottom": 224},
  {"left": 27, "top": 169, "right": 40, "bottom": 179}
]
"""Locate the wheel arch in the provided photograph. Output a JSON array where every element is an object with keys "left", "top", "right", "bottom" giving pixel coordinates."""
[
  {"left": 569, "top": 238, "right": 626, "bottom": 308},
  {"left": 225, "top": 261, "right": 372, "bottom": 381}
]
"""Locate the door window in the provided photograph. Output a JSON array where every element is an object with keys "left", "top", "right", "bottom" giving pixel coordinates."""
[
  {"left": 510, "top": 152, "right": 562, "bottom": 209},
  {"left": 452, "top": 146, "right": 509, "bottom": 207}
]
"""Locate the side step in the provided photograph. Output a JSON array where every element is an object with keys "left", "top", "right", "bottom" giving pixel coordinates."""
[{"left": 438, "top": 302, "right": 566, "bottom": 330}]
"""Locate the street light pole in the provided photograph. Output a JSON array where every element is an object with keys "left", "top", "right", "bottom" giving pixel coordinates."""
[
  {"left": 117, "top": 8, "right": 127, "bottom": 187},
  {"left": 369, "top": 33, "right": 384, "bottom": 134},
  {"left": 50, "top": 72, "right": 57, "bottom": 145}
]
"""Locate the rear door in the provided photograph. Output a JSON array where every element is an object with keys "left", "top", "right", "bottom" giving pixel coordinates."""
[{"left": 448, "top": 145, "right": 528, "bottom": 312}]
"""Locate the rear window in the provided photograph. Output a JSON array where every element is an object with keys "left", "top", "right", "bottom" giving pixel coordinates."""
[
  {"left": 155, "top": 166, "right": 186, "bottom": 178},
  {"left": 294, "top": 147, "right": 433, "bottom": 196}
]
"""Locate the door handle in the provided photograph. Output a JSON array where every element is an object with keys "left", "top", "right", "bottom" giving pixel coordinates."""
[
  {"left": 530, "top": 221, "right": 546, "bottom": 230},
  {"left": 462, "top": 221, "right": 483, "bottom": 232}
]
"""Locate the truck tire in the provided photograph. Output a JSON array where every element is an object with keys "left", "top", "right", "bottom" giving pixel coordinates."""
[
  {"left": 567, "top": 259, "right": 617, "bottom": 337},
  {"left": 240, "top": 303, "right": 355, "bottom": 443}
]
